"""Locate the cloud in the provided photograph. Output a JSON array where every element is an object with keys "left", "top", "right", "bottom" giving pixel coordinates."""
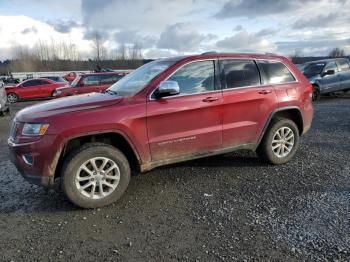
[
  {"left": 292, "top": 13, "right": 338, "bottom": 29},
  {"left": 216, "top": 31, "right": 276, "bottom": 52},
  {"left": 233, "top": 25, "right": 244, "bottom": 31},
  {"left": 214, "top": 0, "right": 317, "bottom": 18},
  {"left": 157, "top": 23, "right": 215, "bottom": 52},
  {"left": 21, "top": 26, "right": 37, "bottom": 34},
  {"left": 276, "top": 37, "right": 350, "bottom": 55},
  {"left": 114, "top": 30, "right": 157, "bottom": 48},
  {"left": 47, "top": 19, "right": 81, "bottom": 33},
  {"left": 254, "top": 28, "right": 278, "bottom": 37}
]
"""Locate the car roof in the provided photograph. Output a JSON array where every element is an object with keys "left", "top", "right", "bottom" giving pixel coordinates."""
[
  {"left": 82, "top": 72, "right": 128, "bottom": 76},
  {"left": 21, "top": 78, "right": 54, "bottom": 84},
  {"left": 158, "top": 52, "right": 286, "bottom": 63},
  {"left": 305, "top": 58, "right": 348, "bottom": 64}
]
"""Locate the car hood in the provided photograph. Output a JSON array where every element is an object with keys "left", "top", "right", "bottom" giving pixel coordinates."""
[{"left": 16, "top": 92, "right": 123, "bottom": 122}]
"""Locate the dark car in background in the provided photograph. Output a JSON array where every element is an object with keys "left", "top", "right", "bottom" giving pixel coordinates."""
[
  {"left": 52, "top": 72, "right": 128, "bottom": 98},
  {"left": 302, "top": 58, "right": 350, "bottom": 100}
]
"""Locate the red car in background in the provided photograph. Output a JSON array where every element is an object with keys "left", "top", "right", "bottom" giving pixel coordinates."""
[
  {"left": 5, "top": 78, "right": 68, "bottom": 103},
  {"left": 52, "top": 72, "right": 128, "bottom": 98}
]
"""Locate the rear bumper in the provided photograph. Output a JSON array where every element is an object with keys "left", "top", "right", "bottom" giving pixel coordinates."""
[{"left": 8, "top": 135, "right": 60, "bottom": 188}]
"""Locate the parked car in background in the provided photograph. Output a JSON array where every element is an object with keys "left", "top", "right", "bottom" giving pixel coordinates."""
[
  {"left": 52, "top": 72, "right": 128, "bottom": 98},
  {"left": 64, "top": 72, "right": 78, "bottom": 82},
  {"left": 0, "top": 81, "right": 9, "bottom": 115},
  {"left": 2, "top": 76, "right": 20, "bottom": 85},
  {"left": 5, "top": 78, "right": 68, "bottom": 103},
  {"left": 8, "top": 52, "right": 313, "bottom": 208},
  {"left": 302, "top": 58, "right": 350, "bottom": 100},
  {"left": 295, "top": 63, "right": 306, "bottom": 72},
  {"left": 40, "top": 76, "right": 69, "bottom": 83}
]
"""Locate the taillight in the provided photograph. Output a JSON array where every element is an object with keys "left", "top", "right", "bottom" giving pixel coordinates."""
[{"left": 306, "top": 84, "right": 313, "bottom": 99}]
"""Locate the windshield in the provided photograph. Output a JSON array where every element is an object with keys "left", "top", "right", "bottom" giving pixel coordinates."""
[
  {"left": 107, "top": 60, "right": 175, "bottom": 97},
  {"left": 303, "top": 63, "right": 325, "bottom": 75},
  {"left": 70, "top": 75, "right": 82, "bottom": 87}
]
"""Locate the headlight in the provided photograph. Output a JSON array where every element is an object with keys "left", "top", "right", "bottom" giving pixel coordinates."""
[
  {"left": 53, "top": 90, "right": 61, "bottom": 96},
  {"left": 22, "top": 123, "right": 49, "bottom": 136}
]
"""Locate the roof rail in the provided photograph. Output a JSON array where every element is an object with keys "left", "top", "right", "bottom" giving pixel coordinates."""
[{"left": 201, "top": 51, "right": 217, "bottom": 55}]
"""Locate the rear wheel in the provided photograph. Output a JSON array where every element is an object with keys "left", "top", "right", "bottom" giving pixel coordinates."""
[
  {"left": 257, "top": 118, "right": 300, "bottom": 165},
  {"left": 312, "top": 85, "right": 321, "bottom": 101},
  {"left": 61, "top": 143, "right": 130, "bottom": 208},
  {"left": 7, "top": 93, "right": 18, "bottom": 103}
]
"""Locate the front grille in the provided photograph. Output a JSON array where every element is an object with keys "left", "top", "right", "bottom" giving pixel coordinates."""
[{"left": 9, "top": 121, "right": 19, "bottom": 140}]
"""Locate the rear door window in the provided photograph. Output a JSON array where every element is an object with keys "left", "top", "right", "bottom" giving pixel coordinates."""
[
  {"left": 258, "top": 61, "right": 296, "bottom": 84},
  {"left": 220, "top": 60, "right": 260, "bottom": 89},
  {"left": 324, "top": 62, "right": 338, "bottom": 72},
  {"left": 100, "top": 74, "right": 123, "bottom": 85},
  {"left": 22, "top": 80, "right": 41, "bottom": 87}
]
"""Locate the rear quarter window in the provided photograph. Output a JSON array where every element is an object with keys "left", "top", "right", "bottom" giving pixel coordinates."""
[
  {"left": 337, "top": 60, "right": 350, "bottom": 71},
  {"left": 258, "top": 61, "right": 296, "bottom": 84}
]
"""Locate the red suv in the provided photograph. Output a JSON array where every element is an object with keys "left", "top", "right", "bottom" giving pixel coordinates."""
[
  {"left": 5, "top": 78, "right": 68, "bottom": 103},
  {"left": 8, "top": 53, "right": 313, "bottom": 208},
  {"left": 52, "top": 72, "right": 128, "bottom": 98}
]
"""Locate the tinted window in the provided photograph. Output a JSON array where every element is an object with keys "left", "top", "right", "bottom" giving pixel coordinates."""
[
  {"left": 82, "top": 75, "right": 100, "bottom": 86},
  {"left": 324, "top": 62, "right": 338, "bottom": 72},
  {"left": 258, "top": 61, "right": 296, "bottom": 84},
  {"left": 22, "top": 80, "right": 46, "bottom": 87},
  {"left": 100, "top": 74, "right": 123, "bottom": 85},
  {"left": 167, "top": 61, "right": 215, "bottom": 95},
  {"left": 337, "top": 60, "right": 350, "bottom": 71},
  {"left": 221, "top": 60, "right": 260, "bottom": 88}
]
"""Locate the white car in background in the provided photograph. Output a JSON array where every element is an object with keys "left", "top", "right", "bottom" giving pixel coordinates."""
[{"left": 0, "top": 80, "right": 9, "bottom": 116}]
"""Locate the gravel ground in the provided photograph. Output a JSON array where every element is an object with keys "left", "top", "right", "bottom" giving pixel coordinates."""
[{"left": 0, "top": 97, "right": 349, "bottom": 261}]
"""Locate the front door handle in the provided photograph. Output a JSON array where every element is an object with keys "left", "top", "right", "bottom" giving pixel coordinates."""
[
  {"left": 202, "top": 97, "right": 219, "bottom": 102},
  {"left": 258, "top": 90, "right": 272, "bottom": 95}
]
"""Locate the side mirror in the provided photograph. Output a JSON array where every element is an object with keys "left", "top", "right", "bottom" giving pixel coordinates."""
[
  {"left": 156, "top": 81, "right": 180, "bottom": 98},
  {"left": 322, "top": 70, "right": 335, "bottom": 77}
]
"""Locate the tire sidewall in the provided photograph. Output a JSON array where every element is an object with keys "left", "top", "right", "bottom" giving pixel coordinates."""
[
  {"left": 263, "top": 119, "right": 300, "bottom": 164},
  {"left": 7, "top": 93, "right": 18, "bottom": 103},
  {"left": 62, "top": 144, "right": 130, "bottom": 208}
]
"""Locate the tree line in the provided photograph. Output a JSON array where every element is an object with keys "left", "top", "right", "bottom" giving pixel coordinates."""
[
  {"left": 0, "top": 34, "right": 146, "bottom": 74},
  {"left": 290, "top": 47, "right": 347, "bottom": 64}
]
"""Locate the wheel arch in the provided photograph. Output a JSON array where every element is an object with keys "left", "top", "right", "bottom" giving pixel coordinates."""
[
  {"left": 54, "top": 131, "right": 141, "bottom": 179},
  {"left": 256, "top": 106, "right": 304, "bottom": 149}
]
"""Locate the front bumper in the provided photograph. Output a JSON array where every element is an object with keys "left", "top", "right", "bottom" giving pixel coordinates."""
[{"left": 8, "top": 135, "right": 60, "bottom": 188}]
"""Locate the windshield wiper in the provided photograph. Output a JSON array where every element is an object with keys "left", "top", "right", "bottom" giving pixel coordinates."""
[{"left": 105, "top": 90, "right": 118, "bottom": 95}]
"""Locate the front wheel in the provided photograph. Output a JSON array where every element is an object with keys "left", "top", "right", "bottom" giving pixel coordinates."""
[
  {"left": 7, "top": 93, "right": 18, "bottom": 103},
  {"left": 257, "top": 118, "right": 300, "bottom": 165},
  {"left": 62, "top": 143, "right": 130, "bottom": 208}
]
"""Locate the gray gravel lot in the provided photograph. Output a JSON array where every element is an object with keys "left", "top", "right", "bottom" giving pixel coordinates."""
[{"left": 0, "top": 97, "right": 349, "bottom": 261}]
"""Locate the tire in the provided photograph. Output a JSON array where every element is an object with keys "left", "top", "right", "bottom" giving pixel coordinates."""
[
  {"left": 312, "top": 85, "right": 321, "bottom": 101},
  {"left": 257, "top": 118, "right": 300, "bottom": 165},
  {"left": 61, "top": 142, "right": 130, "bottom": 208},
  {"left": 7, "top": 93, "right": 18, "bottom": 103}
]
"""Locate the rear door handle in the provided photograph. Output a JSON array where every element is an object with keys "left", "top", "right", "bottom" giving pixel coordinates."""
[
  {"left": 258, "top": 90, "right": 272, "bottom": 95},
  {"left": 202, "top": 97, "right": 219, "bottom": 102}
]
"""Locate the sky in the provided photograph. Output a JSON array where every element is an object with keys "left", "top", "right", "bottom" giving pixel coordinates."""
[{"left": 0, "top": 0, "right": 349, "bottom": 60}]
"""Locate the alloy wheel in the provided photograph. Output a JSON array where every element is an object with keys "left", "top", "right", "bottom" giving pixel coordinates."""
[
  {"left": 75, "top": 157, "right": 120, "bottom": 199},
  {"left": 271, "top": 127, "right": 295, "bottom": 158}
]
